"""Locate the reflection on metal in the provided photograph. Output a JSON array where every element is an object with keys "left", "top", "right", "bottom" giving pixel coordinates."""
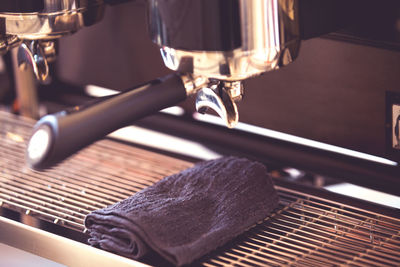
[
  {"left": 0, "top": 243, "right": 65, "bottom": 267},
  {"left": 154, "top": 0, "right": 300, "bottom": 128},
  {"left": 0, "top": 217, "right": 150, "bottom": 267},
  {"left": 20, "top": 213, "right": 41, "bottom": 228},
  {"left": 1, "top": 1, "right": 105, "bottom": 117},
  {"left": 11, "top": 38, "right": 58, "bottom": 118},
  {"left": 0, "top": 35, "right": 20, "bottom": 56},
  {"left": 325, "top": 183, "right": 400, "bottom": 209},
  {"left": 0, "top": 0, "right": 105, "bottom": 40},
  {"left": 180, "top": 74, "right": 243, "bottom": 128},
  {"left": 157, "top": 0, "right": 300, "bottom": 81},
  {"left": 193, "top": 113, "right": 399, "bottom": 166},
  {"left": 6, "top": 132, "right": 24, "bottom": 143},
  {"left": 195, "top": 85, "right": 239, "bottom": 129},
  {"left": 11, "top": 48, "right": 40, "bottom": 119},
  {"left": 180, "top": 74, "right": 209, "bottom": 95},
  {"left": 110, "top": 126, "right": 221, "bottom": 161},
  {"left": 17, "top": 40, "right": 55, "bottom": 83},
  {"left": 0, "top": 0, "right": 104, "bottom": 58}
]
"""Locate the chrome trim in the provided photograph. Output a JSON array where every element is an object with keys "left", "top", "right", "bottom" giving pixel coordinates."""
[
  {"left": 11, "top": 47, "right": 40, "bottom": 118},
  {"left": 17, "top": 40, "right": 53, "bottom": 83},
  {"left": 156, "top": 0, "right": 300, "bottom": 127},
  {"left": 196, "top": 86, "right": 239, "bottom": 128},
  {"left": 179, "top": 74, "right": 209, "bottom": 95},
  {"left": 159, "top": 0, "right": 300, "bottom": 81},
  {"left": 0, "top": 0, "right": 105, "bottom": 40},
  {"left": 195, "top": 81, "right": 243, "bottom": 128},
  {"left": 0, "top": 0, "right": 105, "bottom": 104},
  {"left": 0, "top": 35, "right": 20, "bottom": 56},
  {"left": 0, "top": 216, "right": 150, "bottom": 267}
]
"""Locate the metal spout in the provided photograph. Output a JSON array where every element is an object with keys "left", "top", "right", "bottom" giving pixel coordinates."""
[{"left": 195, "top": 81, "right": 243, "bottom": 128}]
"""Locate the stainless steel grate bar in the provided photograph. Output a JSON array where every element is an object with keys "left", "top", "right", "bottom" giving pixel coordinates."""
[
  {"left": 277, "top": 210, "right": 400, "bottom": 255},
  {"left": 1, "top": 143, "right": 156, "bottom": 200},
  {"left": 276, "top": 187, "right": 400, "bottom": 222},
  {"left": 265, "top": 217, "right": 399, "bottom": 260},
  {"left": 258, "top": 225, "right": 396, "bottom": 266},
  {"left": 278, "top": 191, "right": 400, "bottom": 234}
]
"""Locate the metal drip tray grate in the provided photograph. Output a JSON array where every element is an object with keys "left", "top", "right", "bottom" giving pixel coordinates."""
[
  {"left": 201, "top": 188, "right": 400, "bottom": 266},
  {"left": 0, "top": 111, "right": 191, "bottom": 231},
  {"left": 0, "top": 111, "right": 399, "bottom": 267}
]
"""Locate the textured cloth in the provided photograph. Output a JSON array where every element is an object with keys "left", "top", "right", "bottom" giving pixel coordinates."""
[{"left": 84, "top": 156, "right": 279, "bottom": 266}]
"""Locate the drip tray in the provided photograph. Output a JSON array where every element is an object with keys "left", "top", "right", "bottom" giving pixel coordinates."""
[{"left": 0, "top": 111, "right": 399, "bottom": 266}]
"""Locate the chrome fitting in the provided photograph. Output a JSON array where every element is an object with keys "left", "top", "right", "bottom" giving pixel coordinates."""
[{"left": 180, "top": 74, "right": 209, "bottom": 95}]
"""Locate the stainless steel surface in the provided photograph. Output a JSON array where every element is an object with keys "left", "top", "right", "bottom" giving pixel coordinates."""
[
  {"left": 0, "top": 217, "right": 150, "bottom": 267},
  {"left": 0, "top": 242, "right": 65, "bottom": 267},
  {"left": 157, "top": 0, "right": 300, "bottom": 81},
  {"left": 1, "top": 0, "right": 105, "bottom": 119},
  {"left": 0, "top": 110, "right": 399, "bottom": 266},
  {"left": 196, "top": 86, "right": 239, "bottom": 129},
  {"left": 195, "top": 81, "right": 243, "bottom": 128},
  {"left": 17, "top": 40, "right": 55, "bottom": 83},
  {"left": 155, "top": 0, "right": 300, "bottom": 128},
  {"left": 181, "top": 74, "right": 242, "bottom": 128},
  {"left": 0, "top": 35, "right": 20, "bottom": 56},
  {"left": 0, "top": 0, "right": 105, "bottom": 40},
  {"left": 224, "top": 81, "right": 244, "bottom": 101},
  {"left": 11, "top": 48, "right": 40, "bottom": 119},
  {"left": 180, "top": 74, "right": 209, "bottom": 95}
]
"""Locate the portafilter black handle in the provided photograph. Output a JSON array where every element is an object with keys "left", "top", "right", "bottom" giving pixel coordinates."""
[{"left": 26, "top": 73, "right": 188, "bottom": 170}]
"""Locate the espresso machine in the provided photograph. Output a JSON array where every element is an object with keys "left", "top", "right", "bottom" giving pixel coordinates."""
[
  {"left": 25, "top": 0, "right": 303, "bottom": 170},
  {"left": 1, "top": 0, "right": 400, "bottom": 266},
  {"left": 24, "top": 0, "right": 366, "bottom": 170}
]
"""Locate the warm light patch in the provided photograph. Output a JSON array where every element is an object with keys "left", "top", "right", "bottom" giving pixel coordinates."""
[{"left": 6, "top": 132, "right": 24, "bottom": 143}]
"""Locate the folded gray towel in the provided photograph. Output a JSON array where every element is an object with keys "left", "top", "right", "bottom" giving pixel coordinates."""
[{"left": 84, "top": 156, "right": 279, "bottom": 266}]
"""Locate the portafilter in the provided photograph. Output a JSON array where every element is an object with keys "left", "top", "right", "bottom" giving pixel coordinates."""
[{"left": 26, "top": 0, "right": 301, "bottom": 170}]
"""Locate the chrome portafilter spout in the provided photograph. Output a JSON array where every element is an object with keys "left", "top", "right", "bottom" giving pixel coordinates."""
[
  {"left": 195, "top": 81, "right": 243, "bottom": 128},
  {"left": 17, "top": 40, "right": 57, "bottom": 84}
]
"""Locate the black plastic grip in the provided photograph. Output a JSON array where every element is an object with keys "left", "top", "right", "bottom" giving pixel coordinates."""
[{"left": 26, "top": 73, "right": 187, "bottom": 170}]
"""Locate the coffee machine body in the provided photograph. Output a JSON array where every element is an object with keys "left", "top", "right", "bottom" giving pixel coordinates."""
[{"left": 149, "top": 0, "right": 301, "bottom": 81}]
